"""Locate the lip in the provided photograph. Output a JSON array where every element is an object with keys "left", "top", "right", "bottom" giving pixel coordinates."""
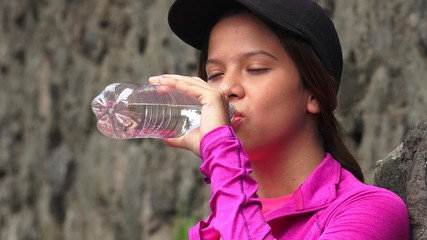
[{"left": 230, "top": 111, "right": 244, "bottom": 129}]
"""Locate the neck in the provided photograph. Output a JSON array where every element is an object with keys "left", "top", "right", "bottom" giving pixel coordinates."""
[{"left": 250, "top": 132, "right": 325, "bottom": 198}]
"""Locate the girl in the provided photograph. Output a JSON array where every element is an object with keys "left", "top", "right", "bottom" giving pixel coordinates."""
[{"left": 149, "top": 0, "right": 410, "bottom": 239}]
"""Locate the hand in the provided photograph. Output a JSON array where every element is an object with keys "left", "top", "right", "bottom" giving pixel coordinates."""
[{"left": 148, "top": 74, "right": 231, "bottom": 156}]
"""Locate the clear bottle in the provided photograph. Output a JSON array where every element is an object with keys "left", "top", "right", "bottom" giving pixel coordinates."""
[{"left": 91, "top": 82, "right": 233, "bottom": 139}]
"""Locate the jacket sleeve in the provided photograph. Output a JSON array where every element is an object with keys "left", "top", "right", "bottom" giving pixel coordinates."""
[{"left": 189, "top": 126, "right": 275, "bottom": 240}]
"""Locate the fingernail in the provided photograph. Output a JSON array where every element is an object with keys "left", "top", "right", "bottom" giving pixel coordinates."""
[{"left": 148, "top": 76, "right": 160, "bottom": 82}]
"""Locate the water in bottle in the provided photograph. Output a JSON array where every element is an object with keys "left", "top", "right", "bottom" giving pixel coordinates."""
[{"left": 91, "top": 82, "right": 231, "bottom": 139}]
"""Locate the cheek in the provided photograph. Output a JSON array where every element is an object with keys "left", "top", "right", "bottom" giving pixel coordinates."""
[{"left": 252, "top": 93, "right": 308, "bottom": 136}]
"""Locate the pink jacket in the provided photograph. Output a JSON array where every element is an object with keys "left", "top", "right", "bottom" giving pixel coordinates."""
[{"left": 189, "top": 126, "right": 410, "bottom": 239}]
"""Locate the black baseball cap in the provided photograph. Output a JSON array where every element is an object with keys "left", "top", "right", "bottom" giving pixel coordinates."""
[{"left": 168, "top": 0, "right": 343, "bottom": 84}]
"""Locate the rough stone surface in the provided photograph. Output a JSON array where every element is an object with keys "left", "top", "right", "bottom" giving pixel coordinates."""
[
  {"left": 374, "top": 120, "right": 427, "bottom": 240},
  {"left": 0, "top": 0, "right": 426, "bottom": 239},
  {"left": 332, "top": 0, "right": 427, "bottom": 181}
]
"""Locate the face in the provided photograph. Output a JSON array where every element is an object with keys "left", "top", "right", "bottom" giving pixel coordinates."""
[{"left": 206, "top": 12, "right": 319, "bottom": 160}]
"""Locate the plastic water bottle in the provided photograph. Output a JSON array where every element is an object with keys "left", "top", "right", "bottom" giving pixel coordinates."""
[{"left": 91, "top": 82, "right": 233, "bottom": 139}]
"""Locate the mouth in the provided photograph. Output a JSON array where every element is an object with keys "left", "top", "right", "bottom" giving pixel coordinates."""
[{"left": 230, "top": 110, "right": 244, "bottom": 128}]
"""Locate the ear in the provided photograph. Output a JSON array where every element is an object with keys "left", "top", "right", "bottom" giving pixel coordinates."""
[{"left": 307, "top": 94, "right": 320, "bottom": 114}]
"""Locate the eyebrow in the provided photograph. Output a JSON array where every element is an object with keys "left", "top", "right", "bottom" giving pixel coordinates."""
[{"left": 206, "top": 50, "right": 279, "bottom": 66}]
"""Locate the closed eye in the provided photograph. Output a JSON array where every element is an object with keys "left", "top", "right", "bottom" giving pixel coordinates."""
[
  {"left": 207, "top": 73, "right": 224, "bottom": 81},
  {"left": 247, "top": 68, "right": 269, "bottom": 74}
]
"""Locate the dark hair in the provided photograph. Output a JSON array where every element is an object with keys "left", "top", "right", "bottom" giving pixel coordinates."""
[
  {"left": 274, "top": 31, "right": 364, "bottom": 183},
  {"left": 196, "top": 10, "right": 365, "bottom": 183}
]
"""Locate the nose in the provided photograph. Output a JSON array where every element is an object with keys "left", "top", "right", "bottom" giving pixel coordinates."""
[{"left": 218, "top": 73, "right": 245, "bottom": 101}]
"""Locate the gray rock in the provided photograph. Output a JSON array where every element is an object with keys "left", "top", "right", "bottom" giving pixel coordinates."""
[{"left": 374, "top": 119, "right": 427, "bottom": 240}]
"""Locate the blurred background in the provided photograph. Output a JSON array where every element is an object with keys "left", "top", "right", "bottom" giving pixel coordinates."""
[{"left": 0, "top": 0, "right": 426, "bottom": 239}]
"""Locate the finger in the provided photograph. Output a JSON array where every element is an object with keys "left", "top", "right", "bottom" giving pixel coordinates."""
[
  {"left": 150, "top": 75, "right": 218, "bottom": 103},
  {"left": 150, "top": 75, "right": 209, "bottom": 90},
  {"left": 149, "top": 75, "right": 199, "bottom": 96},
  {"left": 161, "top": 137, "right": 201, "bottom": 156},
  {"left": 161, "top": 138, "right": 184, "bottom": 149},
  {"left": 162, "top": 74, "right": 206, "bottom": 85}
]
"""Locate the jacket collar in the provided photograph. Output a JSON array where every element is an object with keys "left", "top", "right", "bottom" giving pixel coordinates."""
[{"left": 265, "top": 153, "right": 341, "bottom": 221}]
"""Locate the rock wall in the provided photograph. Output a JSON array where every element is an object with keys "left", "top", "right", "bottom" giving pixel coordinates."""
[
  {"left": 0, "top": 0, "right": 208, "bottom": 239},
  {"left": 330, "top": 0, "right": 427, "bottom": 180},
  {"left": 374, "top": 120, "right": 427, "bottom": 240},
  {"left": 0, "top": 0, "right": 426, "bottom": 239}
]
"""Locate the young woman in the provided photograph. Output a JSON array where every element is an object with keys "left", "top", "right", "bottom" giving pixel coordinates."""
[{"left": 149, "top": 0, "right": 410, "bottom": 239}]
